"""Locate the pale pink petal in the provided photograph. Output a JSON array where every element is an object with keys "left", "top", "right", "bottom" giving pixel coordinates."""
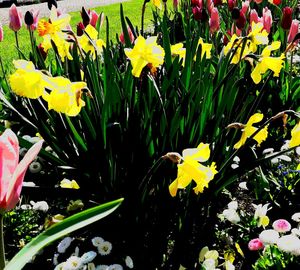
[{"left": 5, "top": 140, "right": 43, "bottom": 211}]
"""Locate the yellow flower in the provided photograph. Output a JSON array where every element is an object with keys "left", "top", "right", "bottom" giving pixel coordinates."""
[
  {"left": 38, "top": 7, "right": 73, "bottom": 62},
  {"left": 289, "top": 121, "right": 300, "bottom": 148},
  {"left": 43, "top": 77, "right": 87, "bottom": 116},
  {"left": 78, "top": 24, "right": 106, "bottom": 59},
  {"left": 152, "top": 0, "right": 162, "bottom": 9},
  {"left": 253, "top": 203, "right": 270, "bottom": 228},
  {"left": 233, "top": 113, "right": 268, "bottom": 149},
  {"left": 224, "top": 22, "right": 268, "bottom": 64},
  {"left": 195, "top": 38, "right": 212, "bottom": 60},
  {"left": 60, "top": 179, "right": 80, "bottom": 189},
  {"left": 124, "top": 36, "right": 165, "bottom": 77},
  {"left": 169, "top": 143, "right": 217, "bottom": 197},
  {"left": 171, "top": 43, "right": 186, "bottom": 64},
  {"left": 251, "top": 41, "right": 285, "bottom": 84},
  {"left": 9, "top": 60, "right": 55, "bottom": 99},
  {"left": 297, "top": 163, "right": 300, "bottom": 170}
]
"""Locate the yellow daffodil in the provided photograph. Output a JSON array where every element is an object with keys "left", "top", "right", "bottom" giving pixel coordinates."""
[
  {"left": 38, "top": 7, "right": 72, "bottom": 62},
  {"left": 224, "top": 22, "right": 268, "bottom": 64},
  {"left": 9, "top": 60, "right": 56, "bottom": 99},
  {"left": 251, "top": 41, "right": 285, "bottom": 84},
  {"left": 171, "top": 43, "right": 186, "bottom": 64},
  {"left": 124, "top": 36, "right": 165, "bottom": 77},
  {"left": 169, "top": 143, "right": 217, "bottom": 197},
  {"left": 253, "top": 203, "right": 270, "bottom": 228},
  {"left": 233, "top": 113, "right": 268, "bottom": 149},
  {"left": 152, "top": 0, "right": 162, "bottom": 9},
  {"left": 247, "top": 22, "right": 269, "bottom": 53},
  {"left": 78, "top": 24, "right": 106, "bottom": 59},
  {"left": 43, "top": 77, "right": 87, "bottom": 116},
  {"left": 196, "top": 38, "right": 212, "bottom": 60},
  {"left": 289, "top": 121, "right": 300, "bottom": 148},
  {"left": 60, "top": 179, "right": 80, "bottom": 189}
]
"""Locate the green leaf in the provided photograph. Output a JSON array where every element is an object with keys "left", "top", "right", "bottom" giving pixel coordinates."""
[{"left": 5, "top": 198, "right": 124, "bottom": 270}]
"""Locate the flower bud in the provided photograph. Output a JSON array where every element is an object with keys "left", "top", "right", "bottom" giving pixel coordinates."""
[
  {"left": 81, "top": 7, "right": 90, "bottom": 26},
  {"left": 288, "top": 19, "right": 299, "bottom": 43},
  {"left": 248, "top": 238, "right": 264, "bottom": 251},
  {"left": 0, "top": 23, "right": 3, "bottom": 42},
  {"left": 24, "top": 11, "right": 34, "bottom": 27},
  {"left": 228, "top": 0, "right": 236, "bottom": 11},
  {"left": 281, "top": 7, "right": 293, "bottom": 30},
  {"left": 47, "top": 0, "right": 57, "bottom": 10},
  {"left": 76, "top": 22, "right": 85, "bottom": 36},
  {"left": 88, "top": 10, "right": 99, "bottom": 28},
  {"left": 209, "top": 7, "right": 220, "bottom": 33},
  {"left": 213, "top": 0, "right": 222, "bottom": 6},
  {"left": 263, "top": 7, "right": 272, "bottom": 33}
]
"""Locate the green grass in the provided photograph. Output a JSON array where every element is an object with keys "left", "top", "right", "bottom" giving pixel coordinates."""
[{"left": 0, "top": 0, "right": 154, "bottom": 74}]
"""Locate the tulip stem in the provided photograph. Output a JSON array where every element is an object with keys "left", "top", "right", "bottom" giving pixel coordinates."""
[
  {"left": 0, "top": 214, "right": 6, "bottom": 270},
  {"left": 141, "top": 1, "right": 147, "bottom": 36},
  {"left": 14, "top": 31, "right": 21, "bottom": 59}
]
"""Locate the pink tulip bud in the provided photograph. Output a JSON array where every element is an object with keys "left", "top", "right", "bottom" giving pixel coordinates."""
[
  {"left": 30, "top": 9, "right": 40, "bottom": 31},
  {"left": 9, "top": 4, "right": 22, "bottom": 32},
  {"left": 228, "top": 0, "right": 236, "bottom": 11},
  {"left": 241, "top": 1, "right": 249, "bottom": 16},
  {"left": 0, "top": 24, "right": 3, "bottom": 42},
  {"left": 263, "top": 7, "right": 272, "bottom": 33},
  {"left": 288, "top": 19, "right": 299, "bottom": 43},
  {"left": 0, "top": 129, "right": 43, "bottom": 212},
  {"left": 281, "top": 7, "right": 293, "bottom": 30},
  {"left": 173, "top": 0, "right": 178, "bottom": 9},
  {"left": 250, "top": 9, "right": 260, "bottom": 24},
  {"left": 119, "top": 26, "right": 135, "bottom": 44},
  {"left": 209, "top": 7, "right": 220, "bottom": 33},
  {"left": 88, "top": 10, "right": 99, "bottom": 28},
  {"left": 248, "top": 238, "right": 264, "bottom": 251},
  {"left": 273, "top": 219, "right": 291, "bottom": 233}
]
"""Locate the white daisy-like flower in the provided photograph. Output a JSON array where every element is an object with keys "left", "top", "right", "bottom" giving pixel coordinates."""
[
  {"left": 291, "top": 228, "right": 300, "bottom": 237},
  {"left": 97, "top": 241, "right": 112, "bottom": 256},
  {"left": 63, "top": 256, "right": 82, "bottom": 270},
  {"left": 91, "top": 237, "right": 105, "bottom": 247},
  {"left": 108, "top": 264, "right": 123, "bottom": 270},
  {"left": 57, "top": 237, "right": 73, "bottom": 253},
  {"left": 96, "top": 265, "right": 109, "bottom": 270},
  {"left": 31, "top": 200, "right": 49, "bottom": 212},
  {"left": 125, "top": 256, "right": 133, "bottom": 269},
  {"left": 259, "top": 229, "right": 279, "bottom": 245},
  {"left": 292, "top": 213, "right": 300, "bottom": 222},
  {"left": 277, "top": 234, "right": 300, "bottom": 255},
  {"left": 53, "top": 253, "right": 59, "bottom": 266},
  {"left": 81, "top": 251, "right": 97, "bottom": 264}
]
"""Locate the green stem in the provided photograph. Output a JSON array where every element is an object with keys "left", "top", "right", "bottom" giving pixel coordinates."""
[
  {"left": 14, "top": 31, "right": 21, "bottom": 59},
  {"left": 141, "top": 1, "right": 147, "bottom": 36},
  {"left": 0, "top": 214, "right": 6, "bottom": 270}
]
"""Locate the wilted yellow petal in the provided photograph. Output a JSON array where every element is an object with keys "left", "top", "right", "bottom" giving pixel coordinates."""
[{"left": 235, "top": 243, "right": 244, "bottom": 257}]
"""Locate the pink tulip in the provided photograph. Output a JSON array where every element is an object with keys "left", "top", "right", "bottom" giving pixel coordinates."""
[
  {"left": 206, "top": 0, "right": 214, "bottom": 14},
  {"left": 263, "top": 7, "right": 272, "bottom": 33},
  {"left": 228, "top": 0, "right": 236, "bottom": 11},
  {"left": 173, "top": 0, "right": 178, "bottom": 9},
  {"left": 250, "top": 9, "right": 261, "bottom": 24},
  {"left": 241, "top": 1, "right": 249, "bottom": 16},
  {"left": 88, "top": 10, "right": 99, "bottom": 28},
  {"left": 210, "top": 7, "right": 220, "bottom": 33},
  {"left": 30, "top": 9, "right": 40, "bottom": 31},
  {"left": 248, "top": 238, "right": 264, "bottom": 251},
  {"left": 120, "top": 27, "right": 135, "bottom": 44},
  {"left": 288, "top": 19, "right": 299, "bottom": 43},
  {"left": 9, "top": 4, "right": 22, "bottom": 32},
  {"left": 0, "top": 129, "right": 43, "bottom": 212},
  {"left": 254, "top": 0, "right": 263, "bottom": 3},
  {"left": 0, "top": 24, "right": 3, "bottom": 42},
  {"left": 273, "top": 219, "right": 291, "bottom": 233}
]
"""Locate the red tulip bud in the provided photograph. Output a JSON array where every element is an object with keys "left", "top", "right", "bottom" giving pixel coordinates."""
[{"left": 281, "top": 7, "right": 293, "bottom": 30}]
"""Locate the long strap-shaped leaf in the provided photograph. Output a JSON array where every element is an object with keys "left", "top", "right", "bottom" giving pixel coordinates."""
[{"left": 5, "top": 198, "right": 124, "bottom": 270}]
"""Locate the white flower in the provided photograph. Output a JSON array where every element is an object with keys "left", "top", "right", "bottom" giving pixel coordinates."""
[
  {"left": 91, "top": 237, "right": 105, "bottom": 247},
  {"left": 54, "top": 262, "right": 65, "bottom": 270},
  {"left": 296, "top": 147, "right": 300, "bottom": 156},
  {"left": 292, "top": 213, "right": 300, "bottom": 222},
  {"left": 81, "top": 251, "right": 97, "bottom": 264},
  {"left": 57, "top": 237, "right": 73, "bottom": 253},
  {"left": 22, "top": 181, "right": 36, "bottom": 187},
  {"left": 224, "top": 260, "right": 235, "bottom": 270},
  {"left": 291, "top": 228, "right": 300, "bottom": 237},
  {"left": 277, "top": 234, "right": 300, "bottom": 255},
  {"left": 73, "top": 246, "right": 80, "bottom": 257},
  {"left": 31, "top": 200, "right": 49, "bottom": 212},
  {"left": 29, "top": 161, "right": 42, "bottom": 173},
  {"left": 253, "top": 203, "right": 270, "bottom": 220},
  {"left": 238, "top": 182, "right": 248, "bottom": 190},
  {"left": 20, "top": 204, "right": 32, "bottom": 210},
  {"left": 202, "top": 258, "right": 216, "bottom": 270},
  {"left": 231, "top": 164, "right": 239, "bottom": 169},
  {"left": 95, "top": 265, "right": 109, "bottom": 270},
  {"left": 262, "top": 148, "right": 274, "bottom": 155},
  {"left": 125, "top": 256, "right": 134, "bottom": 269},
  {"left": 222, "top": 209, "right": 240, "bottom": 224},
  {"left": 233, "top": 156, "right": 240, "bottom": 163},
  {"left": 63, "top": 256, "right": 83, "bottom": 270},
  {"left": 87, "top": 263, "right": 96, "bottom": 270},
  {"left": 108, "top": 264, "right": 123, "bottom": 270},
  {"left": 97, "top": 241, "right": 112, "bottom": 255},
  {"left": 227, "top": 201, "right": 238, "bottom": 210},
  {"left": 53, "top": 253, "right": 59, "bottom": 266},
  {"left": 259, "top": 229, "right": 279, "bottom": 245}
]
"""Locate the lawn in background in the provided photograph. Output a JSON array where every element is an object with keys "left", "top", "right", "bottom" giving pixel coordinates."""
[{"left": 0, "top": 0, "right": 153, "bottom": 74}]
